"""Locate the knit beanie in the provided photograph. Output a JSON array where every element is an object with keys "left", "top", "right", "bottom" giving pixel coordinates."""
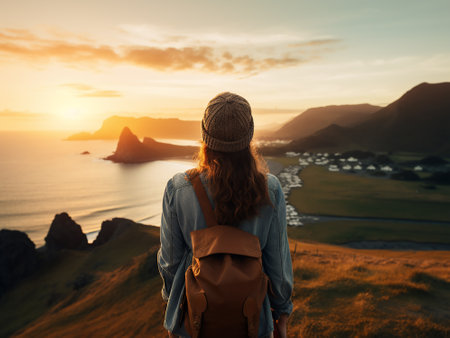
[{"left": 202, "top": 92, "right": 254, "bottom": 152}]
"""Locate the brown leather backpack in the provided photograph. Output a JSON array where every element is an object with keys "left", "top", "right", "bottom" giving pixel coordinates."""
[{"left": 183, "top": 169, "right": 269, "bottom": 338}]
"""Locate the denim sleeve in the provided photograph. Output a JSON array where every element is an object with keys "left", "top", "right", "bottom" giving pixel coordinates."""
[
  {"left": 262, "top": 179, "right": 294, "bottom": 319},
  {"left": 157, "top": 178, "right": 186, "bottom": 302}
]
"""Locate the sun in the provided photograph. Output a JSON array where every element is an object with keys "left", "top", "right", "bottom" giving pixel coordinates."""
[
  {"left": 51, "top": 107, "right": 88, "bottom": 131},
  {"left": 62, "top": 107, "right": 81, "bottom": 121}
]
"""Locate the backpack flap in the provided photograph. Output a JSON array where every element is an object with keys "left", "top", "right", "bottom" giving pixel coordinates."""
[{"left": 191, "top": 225, "right": 261, "bottom": 259}]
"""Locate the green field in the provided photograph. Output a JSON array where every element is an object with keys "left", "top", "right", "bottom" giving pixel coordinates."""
[
  {"left": 290, "top": 165, "right": 450, "bottom": 222},
  {"left": 288, "top": 220, "right": 450, "bottom": 244},
  {"left": 390, "top": 152, "right": 450, "bottom": 163}
]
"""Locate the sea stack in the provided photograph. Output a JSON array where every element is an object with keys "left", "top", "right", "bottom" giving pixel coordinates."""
[{"left": 105, "top": 127, "right": 198, "bottom": 163}]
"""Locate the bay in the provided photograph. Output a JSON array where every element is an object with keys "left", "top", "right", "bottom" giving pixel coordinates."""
[{"left": 0, "top": 131, "right": 195, "bottom": 246}]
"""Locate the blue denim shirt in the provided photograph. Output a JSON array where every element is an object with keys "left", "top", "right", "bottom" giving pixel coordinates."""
[{"left": 157, "top": 172, "right": 293, "bottom": 337}]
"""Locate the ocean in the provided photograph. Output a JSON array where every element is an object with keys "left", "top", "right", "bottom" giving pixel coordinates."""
[{"left": 0, "top": 131, "right": 196, "bottom": 246}]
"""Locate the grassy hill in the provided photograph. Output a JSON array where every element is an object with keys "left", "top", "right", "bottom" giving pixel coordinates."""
[
  {"left": 1, "top": 222, "right": 449, "bottom": 337},
  {"left": 0, "top": 223, "right": 165, "bottom": 337},
  {"left": 287, "top": 240, "right": 450, "bottom": 337}
]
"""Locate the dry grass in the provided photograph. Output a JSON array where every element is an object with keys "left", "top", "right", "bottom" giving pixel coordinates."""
[
  {"left": 13, "top": 251, "right": 167, "bottom": 337},
  {"left": 0, "top": 223, "right": 165, "bottom": 338},
  {"left": 3, "top": 228, "right": 449, "bottom": 337},
  {"left": 288, "top": 239, "right": 450, "bottom": 337}
]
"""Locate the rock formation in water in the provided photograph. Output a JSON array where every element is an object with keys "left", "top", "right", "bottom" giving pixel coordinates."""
[
  {"left": 0, "top": 229, "right": 38, "bottom": 296},
  {"left": 45, "top": 212, "right": 88, "bottom": 250},
  {"left": 105, "top": 127, "right": 198, "bottom": 163}
]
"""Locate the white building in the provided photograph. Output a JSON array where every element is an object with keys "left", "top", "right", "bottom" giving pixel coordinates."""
[
  {"left": 299, "top": 159, "right": 309, "bottom": 166},
  {"left": 381, "top": 166, "right": 393, "bottom": 172},
  {"left": 315, "top": 159, "right": 329, "bottom": 165},
  {"left": 414, "top": 165, "right": 423, "bottom": 171},
  {"left": 353, "top": 165, "right": 362, "bottom": 170},
  {"left": 343, "top": 164, "right": 352, "bottom": 170},
  {"left": 366, "top": 165, "right": 376, "bottom": 171},
  {"left": 328, "top": 165, "right": 340, "bottom": 172},
  {"left": 347, "top": 157, "right": 358, "bottom": 162}
]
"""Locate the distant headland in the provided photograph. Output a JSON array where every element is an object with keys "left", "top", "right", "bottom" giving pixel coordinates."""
[{"left": 67, "top": 116, "right": 200, "bottom": 141}]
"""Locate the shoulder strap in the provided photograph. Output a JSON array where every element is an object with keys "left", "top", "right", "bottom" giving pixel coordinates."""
[{"left": 187, "top": 169, "right": 218, "bottom": 227}]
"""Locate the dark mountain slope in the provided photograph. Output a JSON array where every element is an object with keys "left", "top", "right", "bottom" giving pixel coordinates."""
[
  {"left": 289, "top": 82, "right": 450, "bottom": 154},
  {"left": 273, "top": 104, "right": 381, "bottom": 140}
]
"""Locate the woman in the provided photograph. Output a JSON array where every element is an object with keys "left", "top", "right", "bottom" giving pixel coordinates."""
[{"left": 157, "top": 92, "right": 293, "bottom": 337}]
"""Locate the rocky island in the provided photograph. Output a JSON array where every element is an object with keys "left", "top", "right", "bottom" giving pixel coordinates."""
[{"left": 105, "top": 127, "right": 198, "bottom": 163}]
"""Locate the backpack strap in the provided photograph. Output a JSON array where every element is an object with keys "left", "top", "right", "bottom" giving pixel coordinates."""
[{"left": 186, "top": 169, "right": 218, "bottom": 227}]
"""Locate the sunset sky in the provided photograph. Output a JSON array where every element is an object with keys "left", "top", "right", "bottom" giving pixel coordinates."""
[{"left": 1, "top": 0, "right": 449, "bottom": 131}]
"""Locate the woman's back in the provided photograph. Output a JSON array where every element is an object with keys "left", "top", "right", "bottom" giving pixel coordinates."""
[
  {"left": 167, "top": 171, "right": 285, "bottom": 250},
  {"left": 157, "top": 92, "right": 293, "bottom": 337}
]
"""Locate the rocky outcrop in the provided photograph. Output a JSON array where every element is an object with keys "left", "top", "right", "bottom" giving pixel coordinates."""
[
  {"left": 92, "top": 218, "right": 136, "bottom": 246},
  {"left": 105, "top": 127, "right": 155, "bottom": 163},
  {"left": 105, "top": 127, "right": 198, "bottom": 163},
  {"left": 0, "top": 229, "right": 38, "bottom": 296},
  {"left": 45, "top": 212, "right": 88, "bottom": 250}
]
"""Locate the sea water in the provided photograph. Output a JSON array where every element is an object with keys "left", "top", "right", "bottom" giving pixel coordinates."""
[{"left": 0, "top": 131, "right": 196, "bottom": 246}]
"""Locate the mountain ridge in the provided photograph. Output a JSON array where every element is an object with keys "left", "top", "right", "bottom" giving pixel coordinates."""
[
  {"left": 271, "top": 103, "right": 381, "bottom": 140},
  {"left": 288, "top": 82, "right": 450, "bottom": 154},
  {"left": 68, "top": 115, "right": 200, "bottom": 141}
]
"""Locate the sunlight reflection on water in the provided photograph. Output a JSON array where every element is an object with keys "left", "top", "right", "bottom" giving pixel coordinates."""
[{"left": 0, "top": 131, "right": 195, "bottom": 246}]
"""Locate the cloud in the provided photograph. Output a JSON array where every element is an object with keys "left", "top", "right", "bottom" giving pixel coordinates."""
[
  {"left": 0, "top": 109, "right": 47, "bottom": 118},
  {"left": 61, "top": 83, "right": 122, "bottom": 97},
  {"left": 0, "top": 28, "right": 340, "bottom": 75},
  {"left": 80, "top": 90, "right": 121, "bottom": 97},
  {"left": 125, "top": 46, "right": 217, "bottom": 71},
  {"left": 0, "top": 28, "right": 37, "bottom": 41},
  {"left": 289, "top": 38, "right": 341, "bottom": 48}
]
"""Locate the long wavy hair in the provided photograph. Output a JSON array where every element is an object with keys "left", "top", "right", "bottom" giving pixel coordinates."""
[{"left": 196, "top": 143, "right": 270, "bottom": 225}]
